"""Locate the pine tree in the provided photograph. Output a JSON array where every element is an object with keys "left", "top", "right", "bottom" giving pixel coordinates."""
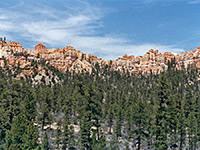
[
  {"left": 6, "top": 114, "right": 39, "bottom": 150},
  {"left": 21, "top": 121, "right": 39, "bottom": 149},
  {"left": 20, "top": 89, "right": 36, "bottom": 121},
  {"left": 62, "top": 114, "right": 70, "bottom": 150},
  {"left": 80, "top": 83, "right": 102, "bottom": 149},
  {"left": 167, "top": 93, "right": 182, "bottom": 149},
  {"left": 42, "top": 132, "right": 50, "bottom": 150},
  {"left": 55, "top": 119, "right": 62, "bottom": 149},
  {"left": 131, "top": 98, "right": 148, "bottom": 150},
  {"left": 185, "top": 91, "right": 199, "bottom": 150},
  {"left": 80, "top": 113, "right": 92, "bottom": 149},
  {"left": 154, "top": 72, "right": 169, "bottom": 149}
]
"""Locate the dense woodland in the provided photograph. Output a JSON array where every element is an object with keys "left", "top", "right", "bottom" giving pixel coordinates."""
[{"left": 0, "top": 60, "right": 200, "bottom": 150}]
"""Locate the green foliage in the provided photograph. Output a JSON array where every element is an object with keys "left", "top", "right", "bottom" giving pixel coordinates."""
[
  {"left": 42, "top": 132, "right": 50, "bottom": 150},
  {"left": 6, "top": 114, "right": 39, "bottom": 150},
  {"left": 154, "top": 72, "right": 169, "bottom": 149},
  {"left": 0, "top": 59, "right": 200, "bottom": 149}
]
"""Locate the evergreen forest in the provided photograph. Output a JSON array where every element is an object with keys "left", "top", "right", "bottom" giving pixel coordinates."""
[{"left": 0, "top": 60, "right": 200, "bottom": 150}]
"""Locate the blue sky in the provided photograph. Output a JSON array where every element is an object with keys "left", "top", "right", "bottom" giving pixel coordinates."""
[{"left": 0, "top": 0, "right": 200, "bottom": 60}]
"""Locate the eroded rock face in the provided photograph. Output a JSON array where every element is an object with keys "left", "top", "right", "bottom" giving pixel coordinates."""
[
  {"left": 34, "top": 43, "right": 48, "bottom": 56},
  {"left": 0, "top": 41, "right": 62, "bottom": 85},
  {"left": 0, "top": 40, "right": 200, "bottom": 77}
]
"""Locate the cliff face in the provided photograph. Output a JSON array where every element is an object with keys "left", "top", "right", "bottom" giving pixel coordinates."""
[
  {"left": 111, "top": 48, "right": 200, "bottom": 74},
  {"left": 0, "top": 40, "right": 200, "bottom": 78},
  {"left": 0, "top": 40, "right": 61, "bottom": 85}
]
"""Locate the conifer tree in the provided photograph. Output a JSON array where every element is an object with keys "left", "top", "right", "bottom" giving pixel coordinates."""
[
  {"left": 80, "top": 83, "right": 102, "bottom": 149},
  {"left": 154, "top": 72, "right": 169, "bottom": 149},
  {"left": 6, "top": 114, "right": 39, "bottom": 150},
  {"left": 42, "top": 132, "right": 50, "bottom": 150},
  {"left": 131, "top": 98, "right": 148, "bottom": 150}
]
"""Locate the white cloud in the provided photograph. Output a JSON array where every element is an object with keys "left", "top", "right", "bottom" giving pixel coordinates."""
[
  {"left": 0, "top": 15, "right": 8, "bottom": 20},
  {"left": 188, "top": 0, "right": 200, "bottom": 4},
  {"left": 140, "top": 0, "right": 179, "bottom": 5},
  {"left": 0, "top": 0, "right": 184, "bottom": 60}
]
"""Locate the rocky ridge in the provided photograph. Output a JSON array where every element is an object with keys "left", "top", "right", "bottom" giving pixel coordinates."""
[
  {"left": 0, "top": 39, "right": 200, "bottom": 79},
  {"left": 0, "top": 40, "right": 61, "bottom": 85}
]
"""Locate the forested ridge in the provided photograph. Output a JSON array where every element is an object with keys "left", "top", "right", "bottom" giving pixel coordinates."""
[{"left": 0, "top": 60, "right": 200, "bottom": 150}]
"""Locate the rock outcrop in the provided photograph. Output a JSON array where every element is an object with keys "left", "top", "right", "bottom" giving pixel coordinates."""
[
  {"left": 0, "top": 39, "right": 200, "bottom": 79},
  {"left": 34, "top": 43, "right": 48, "bottom": 56},
  {"left": 0, "top": 40, "right": 62, "bottom": 85}
]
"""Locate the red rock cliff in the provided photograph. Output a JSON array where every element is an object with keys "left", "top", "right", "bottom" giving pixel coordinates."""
[{"left": 0, "top": 40, "right": 200, "bottom": 75}]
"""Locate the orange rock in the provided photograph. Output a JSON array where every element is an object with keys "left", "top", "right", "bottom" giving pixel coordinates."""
[
  {"left": 34, "top": 43, "right": 48, "bottom": 55},
  {"left": 1, "top": 40, "right": 200, "bottom": 76}
]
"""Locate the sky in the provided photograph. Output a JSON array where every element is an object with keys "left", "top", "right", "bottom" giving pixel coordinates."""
[{"left": 0, "top": 0, "right": 200, "bottom": 60}]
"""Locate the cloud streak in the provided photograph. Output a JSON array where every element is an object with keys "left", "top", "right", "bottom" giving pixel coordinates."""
[
  {"left": 0, "top": 0, "right": 184, "bottom": 60},
  {"left": 188, "top": 0, "right": 200, "bottom": 4}
]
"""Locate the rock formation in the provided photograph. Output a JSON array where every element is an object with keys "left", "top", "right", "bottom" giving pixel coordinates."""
[{"left": 0, "top": 39, "right": 200, "bottom": 79}]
